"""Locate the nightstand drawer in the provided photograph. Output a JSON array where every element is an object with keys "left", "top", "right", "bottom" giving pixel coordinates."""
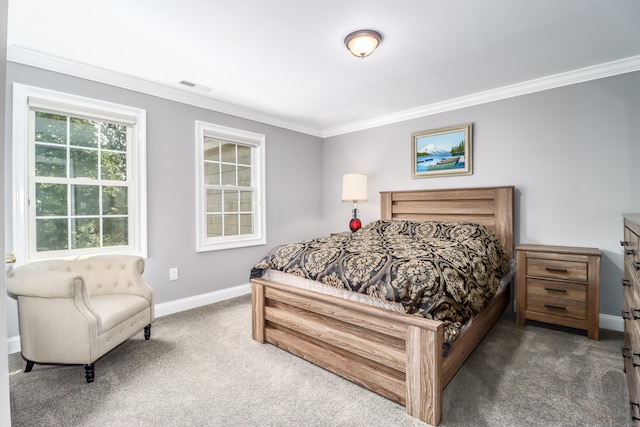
[
  {"left": 526, "top": 256, "right": 587, "bottom": 282},
  {"left": 526, "top": 278, "right": 586, "bottom": 302},
  {"left": 526, "top": 294, "right": 586, "bottom": 320}
]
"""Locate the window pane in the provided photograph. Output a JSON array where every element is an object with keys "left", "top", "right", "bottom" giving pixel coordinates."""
[
  {"left": 36, "top": 218, "right": 68, "bottom": 251},
  {"left": 221, "top": 142, "right": 236, "bottom": 163},
  {"left": 204, "top": 162, "right": 220, "bottom": 185},
  {"left": 224, "top": 191, "right": 238, "bottom": 212},
  {"left": 70, "top": 117, "right": 98, "bottom": 148},
  {"left": 72, "top": 185, "right": 99, "bottom": 215},
  {"left": 71, "top": 218, "right": 100, "bottom": 249},
  {"left": 101, "top": 123, "right": 127, "bottom": 151},
  {"left": 224, "top": 214, "right": 238, "bottom": 236},
  {"left": 35, "top": 144, "right": 67, "bottom": 177},
  {"left": 237, "top": 145, "right": 251, "bottom": 165},
  {"left": 70, "top": 148, "right": 98, "bottom": 179},
  {"left": 36, "top": 183, "right": 67, "bottom": 216},
  {"left": 35, "top": 112, "right": 66, "bottom": 144},
  {"left": 221, "top": 164, "right": 236, "bottom": 185},
  {"left": 101, "top": 152, "right": 127, "bottom": 181},
  {"left": 103, "top": 186, "right": 128, "bottom": 215},
  {"left": 240, "top": 191, "right": 252, "bottom": 211},
  {"left": 240, "top": 214, "right": 253, "bottom": 235},
  {"left": 206, "top": 214, "right": 222, "bottom": 237},
  {"left": 203, "top": 138, "right": 220, "bottom": 161},
  {"left": 103, "top": 217, "right": 128, "bottom": 246},
  {"left": 206, "top": 189, "right": 222, "bottom": 213},
  {"left": 238, "top": 165, "right": 251, "bottom": 186}
]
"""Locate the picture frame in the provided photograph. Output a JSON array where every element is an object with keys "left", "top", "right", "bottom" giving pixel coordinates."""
[{"left": 411, "top": 123, "right": 473, "bottom": 178}]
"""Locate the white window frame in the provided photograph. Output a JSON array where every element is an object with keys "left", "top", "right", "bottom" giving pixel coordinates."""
[
  {"left": 195, "top": 121, "right": 266, "bottom": 252},
  {"left": 12, "top": 83, "right": 147, "bottom": 263}
]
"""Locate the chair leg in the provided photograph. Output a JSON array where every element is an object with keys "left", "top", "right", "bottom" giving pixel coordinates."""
[
  {"left": 144, "top": 324, "right": 151, "bottom": 340},
  {"left": 84, "top": 363, "right": 95, "bottom": 383},
  {"left": 24, "top": 360, "right": 34, "bottom": 372}
]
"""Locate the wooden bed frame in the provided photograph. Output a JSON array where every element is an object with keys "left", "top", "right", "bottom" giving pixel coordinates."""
[{"left": 251, "top": 186, "right": 514, "bottom": 425}]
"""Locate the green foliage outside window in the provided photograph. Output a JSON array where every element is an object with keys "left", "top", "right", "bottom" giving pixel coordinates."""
[{"left": 33, "top": 111, "right": 130, "bottom": 252}]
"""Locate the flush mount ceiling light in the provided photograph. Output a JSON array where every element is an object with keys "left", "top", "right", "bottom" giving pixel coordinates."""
[{"left": 344, "top": 29, "right": 382, "bottom": 58}]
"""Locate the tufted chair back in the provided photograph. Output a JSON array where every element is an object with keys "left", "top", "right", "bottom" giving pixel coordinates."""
[{"left": 44, "top": 255, "right": 150, "bottom": 299}]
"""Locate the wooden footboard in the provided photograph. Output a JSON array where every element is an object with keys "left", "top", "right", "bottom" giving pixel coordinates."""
[
  {"left": 253, "top": 277, "right": 445, "bottom": 424},
  {"left": 251, "top": 276, "right": 511, "bottom": 425}
]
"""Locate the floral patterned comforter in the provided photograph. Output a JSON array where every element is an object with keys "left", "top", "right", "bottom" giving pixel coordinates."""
[{"left": 250, "top": 219, "right": 511, "bottom": 350}]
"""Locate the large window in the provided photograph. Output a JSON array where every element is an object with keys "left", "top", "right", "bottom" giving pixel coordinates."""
[
  {"left": 12, "top": 84, "right": 147, "bottom": 262},
  {"left": 195, "top": 121, "right": 265, "bottom": 251}
]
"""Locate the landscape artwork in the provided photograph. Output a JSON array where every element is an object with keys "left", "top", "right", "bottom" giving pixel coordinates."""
[{"left": 411, "top": 123, "right": 472, "bottom": 178}]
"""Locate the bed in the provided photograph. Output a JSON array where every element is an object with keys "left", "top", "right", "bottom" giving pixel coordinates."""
[{"left": 250, "top": 186, "right": 514, "bottom": 425}]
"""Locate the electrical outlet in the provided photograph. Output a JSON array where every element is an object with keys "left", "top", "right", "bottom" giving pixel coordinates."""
[{"left": 169, "top": 267, "right": 179, "bottom": 281}]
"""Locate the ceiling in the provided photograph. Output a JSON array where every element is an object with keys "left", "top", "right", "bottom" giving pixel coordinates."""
[{"left": 6, "top": 0, "right": 640, "bottom": 137}]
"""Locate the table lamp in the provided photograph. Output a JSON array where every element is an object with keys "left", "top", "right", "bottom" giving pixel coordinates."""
[{"left": 341, "top": 173, "right": 368, "bottom": 232}]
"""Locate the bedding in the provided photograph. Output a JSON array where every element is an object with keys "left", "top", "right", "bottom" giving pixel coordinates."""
[{"left": 251, "top": 219, "right": 510, "bottom": 351}]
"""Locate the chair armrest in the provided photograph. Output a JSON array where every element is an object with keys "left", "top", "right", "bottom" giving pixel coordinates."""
[{"left": 7, "top": 268, "right": 84, "bottom": 299}]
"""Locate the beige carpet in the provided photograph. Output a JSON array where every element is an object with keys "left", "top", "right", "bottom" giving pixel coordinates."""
[{"left": 8, "top": 295, "right": 631, "bottom": 426}]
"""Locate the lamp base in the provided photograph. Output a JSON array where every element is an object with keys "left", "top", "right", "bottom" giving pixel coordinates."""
[{"left": 349, "top": 218, "right": 362, "bottom": 232}]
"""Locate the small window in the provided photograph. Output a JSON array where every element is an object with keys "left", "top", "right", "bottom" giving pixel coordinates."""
[
  {"left": 12, "top": 84, "right": 147, "bottom": 262},
  {"left": 196, "top": 121, "right": 265, "bottom": 251}
]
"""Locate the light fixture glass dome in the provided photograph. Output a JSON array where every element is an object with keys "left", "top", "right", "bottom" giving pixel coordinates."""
[{"left": 344, "top": 30, "right": 382, "bottom": 58}]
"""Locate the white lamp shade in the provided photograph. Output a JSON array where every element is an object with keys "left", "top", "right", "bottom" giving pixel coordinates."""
[{"left": 341, "top": 173, "right": 368, "bottom": 202}]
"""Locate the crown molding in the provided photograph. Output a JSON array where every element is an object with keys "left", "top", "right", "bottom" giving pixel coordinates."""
[
  {"left": 8, "top": 46, "right": 640, "bottom": 139},
  {"left": 7, "top": 46, "right": 325, "bottom": 138},
  {"left": 322, "top": 55, "right": 640, "bottom": 137}
]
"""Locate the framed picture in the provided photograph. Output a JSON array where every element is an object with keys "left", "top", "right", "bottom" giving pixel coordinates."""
[{"left": 411, "top": 123, "right": 472, "bottom": 178}]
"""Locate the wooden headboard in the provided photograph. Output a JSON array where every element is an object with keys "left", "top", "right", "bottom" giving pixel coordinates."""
[{"left": 380, "top": 186, "right": 514, "bottom": 259}]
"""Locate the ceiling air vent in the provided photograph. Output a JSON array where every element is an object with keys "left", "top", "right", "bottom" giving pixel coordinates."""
[{"left": 179, "top": 80, "right": 211, "bottom": 92}]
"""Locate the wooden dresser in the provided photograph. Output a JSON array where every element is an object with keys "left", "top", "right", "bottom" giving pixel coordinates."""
[
  {"left": 516, "top": 244, "right": 601, "bottom": 340},
  {"left": 622, "top": 214, "right": 640, "bottom": 423}
]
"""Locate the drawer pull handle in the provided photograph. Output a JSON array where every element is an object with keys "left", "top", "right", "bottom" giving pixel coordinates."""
[
  {"left": 626, "top": 249, "right": 636, "bottom": 256},
  {"left": 545, "top": 267, "right": 568, "bottom": 273},
  {"left": 544, "top": 287, "right": 567, "bottom": 293},
  {"left": 631, "top": 401, "right": 640, "bottom": 421},
  {"left": 623, "top": 310, "right": 631, "bottom": 320},
  {"left": 634, "top": 261, "right": 640, "bottom": 271},
  {"left": 544, "top": 304, "right": 566, "bottom": 310},
  {"left": 623, "top": 346, "right": 631, "bottom": 359},
  {"left": 633, "top": 352, "right": 640, "bottom": 367},
  {"left": 622, "top": 241, "right": 629, "bottom": 247},
  {"left": 633, "top": 308, "right": 640, "bottom": 319},
  {"left": 623, "top": 279, "right": 632, "bottom": 287}
]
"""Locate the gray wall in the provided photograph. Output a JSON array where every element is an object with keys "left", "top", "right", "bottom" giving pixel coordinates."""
[
  {"left": 4, "top": 63, "right": 325, "bottom": 338},
  {"left": 322, "top": 71, "right": 640, "bottom": 317}
]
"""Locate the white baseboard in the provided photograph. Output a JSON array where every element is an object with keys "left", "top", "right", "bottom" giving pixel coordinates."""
[
  {"left": 7, "top": 283, "right": 252, "bottom": 354},
  {"left": 7, "top": 336, "right": 20, "bottom": 356},
  {"left": 153, "top": 283, "right": 251, "bottom": 318},
  {"left": 600, "top": 313, "right": 624, "bottom": 333},
  {"left": 6, "top": 287, "right": 624, "bottom": 355}
]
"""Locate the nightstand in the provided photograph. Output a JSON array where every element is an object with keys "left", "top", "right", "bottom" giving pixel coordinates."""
[{"left": 516, "top": 244, "right": 601, "bottom": 340}]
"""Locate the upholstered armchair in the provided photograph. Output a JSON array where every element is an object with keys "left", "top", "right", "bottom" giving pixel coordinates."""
[{"left": 7, "top": 254, "right": 154, "bottom": 382}]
